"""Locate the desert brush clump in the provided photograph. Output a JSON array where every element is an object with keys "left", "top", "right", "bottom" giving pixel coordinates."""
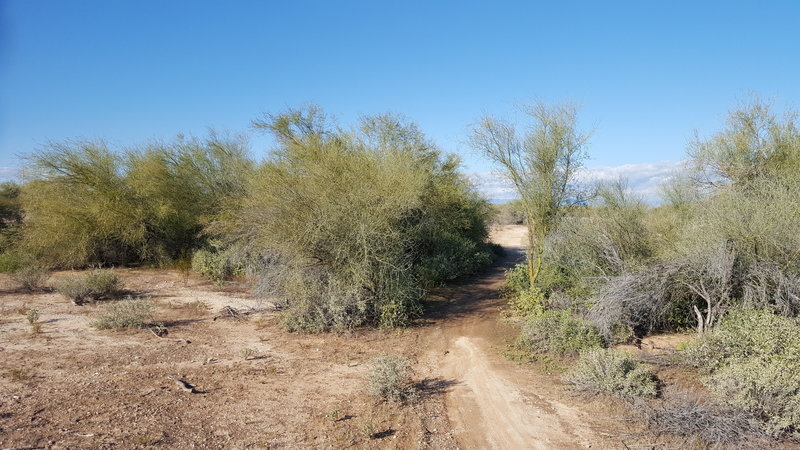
[
  {"left": 11, "top": 266, "right": 51, "bottom": 292},
  {"left": 637, "top": 393, "right": 769, "bottom": 448},
  {"left": 56, "top": 269, "right": 121, "bottom": 304},
  {"left": 18, "top": 133, "right": 252, "bottom": 268},
  {"left": 368, "top": 354, "right": 414, "bottom": 403},
  {"left": 208, "top": 106, "right": 493, "bottom": 331},
  {"left": 520, "top": 309, "right": 603, "bottom": 355},
  {"left": 92, "top": 297, "right": 155, "bottom": 330},
  {"left": 684, "top": 309, "right": 800, "bottom": 437},
  {"left": 563, "top": 349, "right": 658, "bottom": 399}
]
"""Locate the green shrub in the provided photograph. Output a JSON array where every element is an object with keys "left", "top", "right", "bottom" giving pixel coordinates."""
[
  {"left": 368, "top": 354, "right": 414, "bottom": 402},
  {"left": 211, "top": 107, "right": 490, "bottom": 331},
  {"left": 0, "top": 252, "right": 22, "bottom": 273},
  {"left": 191, "top": 248, "right": 240, "bottom": 282},
  {"left": 521, "top": 309, "right": 603, "bottom": 355},
  {"left": 92, "top": 297, "right": 155, "bottom": 330},
  {"left": 57, "top": 269, "right": 121, "bottom": 304},
  {"left": 12, "top": 266, "right": 51, "bottom": 292},
  {"left": 20, "top": 135, "right": 252, "bottom": 268},
  {"left": 563, "top": 349, "right": 657, "bottom": 399},
  {"left": 685, "top": 309, "right": 800, "bottom": 436},
  {"left": 502, "top": 263, "right": 530, "bottom": 297}
]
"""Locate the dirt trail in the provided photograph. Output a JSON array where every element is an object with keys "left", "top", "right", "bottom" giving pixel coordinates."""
[{"left": 424, "top": 226, "right": 617, "bottom": 449}]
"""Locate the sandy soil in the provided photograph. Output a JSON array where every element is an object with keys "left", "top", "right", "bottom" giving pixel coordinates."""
[{"left": 0, "top": 226, "right": 637, "bottom": 449}]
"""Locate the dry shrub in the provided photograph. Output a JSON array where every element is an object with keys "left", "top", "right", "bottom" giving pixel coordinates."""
[
  {"left": 12, "top": 266, "right": 51, "bottom": 292},
  {"left": 56, "top": 269, "right": 121, "bottom": 304},
  {"left": 563, "top": 349, "right": 657, "bottom": 399},
  {"left": 637, "top": 394, "right": 768, "bottom": 449},
  {"left": 92, "top": 297, "right": 155, "bottom": 330},
  {"left": 368, "top": 354, "right": 414, "bottom": 403}
]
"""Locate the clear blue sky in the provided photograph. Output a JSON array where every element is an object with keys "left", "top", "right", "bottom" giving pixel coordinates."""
[{"left": 1, "top": 0, "right": 799, "bottom": 181}]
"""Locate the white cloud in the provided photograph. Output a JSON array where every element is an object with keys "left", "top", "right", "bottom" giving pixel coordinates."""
[
  {"left": 0, "top": 167, "right": 20, "bottom": 182},
  {"left": 471, "top": 160, "right": 686, "bottom": 204}
]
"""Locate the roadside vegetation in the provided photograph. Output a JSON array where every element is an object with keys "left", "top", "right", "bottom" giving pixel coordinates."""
[{"left": 490, "top": 99, "right": 800, "bottom": 445}]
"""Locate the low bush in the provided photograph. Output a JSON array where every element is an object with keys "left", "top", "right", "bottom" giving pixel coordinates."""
[
  {"left": 520, "top": 309, "right": 603, "bottom": 355},
  {"left": 563, "top": 349, "right": 657, "bottom": 399},
  {"left": 0, "top": 252, "right": 22, "bottom": 273},
  {"left": 57, "top": 269, "right": 121, "bottom": 304},
  {"left": 12, "top": 266, "right": 51, "bottom": 292},
  {"left": 368, "top": 354, "right": 414, "bottom": 402},
  {"left": 92, "top": 297, "right": 154, "bottom": 330},
  {"left": 638, "top": 394, "right": 768, "bottom": 448},
  {"left": 685, "top": 309, "right": 800, "bottom": 437},
  {"left": 191, "top": 248, "right": 240, "bottom": 282}
]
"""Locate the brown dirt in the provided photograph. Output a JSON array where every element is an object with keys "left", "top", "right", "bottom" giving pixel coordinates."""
[{"left": 0, "top": 226, "right": 635, "bottom": 449}]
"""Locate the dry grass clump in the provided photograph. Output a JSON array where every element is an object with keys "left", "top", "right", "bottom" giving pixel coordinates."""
[
  {"left": 637, "top": 394, "right": 769, "bottom": 449},
  {"left": 57, "top": 269, "right": 121, "bottom": 304},
  {"left": 563, "top": 349, "right": 657, "bottom": 399},
  {"left": 92, "top": 297, "right": 155, "bottom": 330},
  {"left": 11, "top": 266, "right": 51, "bottom": 292},
  {"left": 368, "top": 354, "right": 414, "bottom": 403}
]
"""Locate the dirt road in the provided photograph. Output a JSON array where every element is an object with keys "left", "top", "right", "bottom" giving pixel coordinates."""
[{"left": 422, "top": 226, "right": 621, "bottom": 449}]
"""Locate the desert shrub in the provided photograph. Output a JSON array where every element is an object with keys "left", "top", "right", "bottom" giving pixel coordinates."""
[
  {"left": 57, "top": 269, "right": 121, "bottom": 303},
  {"left": 492, "top": 199, "right": 526, "bottom": 225},
  {"left": 368, "top": 354, "right": 414, "bottom": 402},
  {"left": 26, "top": 308, "right": 40, "bottom": 325},
  {"left": 0, "top": 252, "right": 22, "bottom": 273},
  {"left": 502, "top": 263, "right": 530, "bottom": 297},
  {"left": 12, "top": 266, "right": 51, "bottom": 292},
  {"left": 521, "top": 309, "right": 603, "bottom": 355},
  {"left": 92, "top": 297, "right": 155, "bottom": 330},
  {"left": 563, "top": 349, "right": 657, "bottom": 399},
  {"left": 588, "top": 265, "right": 694, "bottom": 342},
  {"left": 639, "top": 394, "right": 768, "bottom": 448},
  {"left": 685, "top": 309, "right": 800, "bottom": 436},
  {"left": 19, "top": 134, "right": 251, "bottom": 268},
  {"left": 508, "top": 287, "right": 545, "bottom": 315},
  {"left": 191, "top": 248, "right": 242, "bottom": 282},
  {"left": 210, "top": 107, "right": 491, "bottom": 331}
]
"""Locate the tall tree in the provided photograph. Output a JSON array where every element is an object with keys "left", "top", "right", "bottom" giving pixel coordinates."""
[{"left": 470, "top": 102, "right": 589, "bottom": 286}]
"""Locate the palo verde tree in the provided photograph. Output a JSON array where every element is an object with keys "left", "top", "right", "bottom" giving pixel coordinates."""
[
  {"left": 469, "top": 102, "right": 589, "bottom": 289},
  {"left": 210, "top": 106, "right": 492, "bottom": 331}
]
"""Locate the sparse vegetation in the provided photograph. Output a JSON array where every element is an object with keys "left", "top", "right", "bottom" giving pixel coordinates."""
[
  {"left": 11, "top": 266, "right": 51, "bottom": 292},
  {"left": 563, "top": 349, "right": 658, "bottom": 399},
  {"left": 56, "top": 269, "right": 121, "bottom": 304},
  {"left": 25, "top": 308, "right": 40, "bottom": 325},
  {"left": 368, "top": 354, "right": 414, "bottom": 403},
  {"left": 92, "top": 297, "right": 155, "bottom": 330}
]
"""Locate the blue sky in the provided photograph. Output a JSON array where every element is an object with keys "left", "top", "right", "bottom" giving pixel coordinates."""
[{"left": 1, "top": 1, "right": 799, "bottom": 201}]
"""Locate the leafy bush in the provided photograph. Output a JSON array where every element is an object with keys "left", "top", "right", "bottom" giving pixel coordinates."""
[
  {"left": 57, "top": 269, "right": 121, "bottom": 304},
  {"left": 19, "top": 134, "right": 252, "bottom": 268},
  {"left": 563, "top": 349, "right": 657, "bottom": 399},
  {"left": 210, "top": 107, "right": 491, "bottom": 331},
  {"left": 0, "top": 252, "right": 22, "bottom": 273},
  {"left": 92, "top": 297, "right": 155, "bottom": 330},
  {"left": 685, "top": 309, "right": 800, "bottom": 436},
  {"left": 368, "top": 354, "right": 414, "bottom": 402},
  {"left": 502, "top": 263, "right": 530, "bottom": 297},
  {"left": 12, "top": 266, "right": 51, "bottom": 292},
  {"left": 191, "top": 248, "right": 241, "bottom": 282},
  {"left": 520, "top": 309, "right": 603, "bottom": 355}
]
